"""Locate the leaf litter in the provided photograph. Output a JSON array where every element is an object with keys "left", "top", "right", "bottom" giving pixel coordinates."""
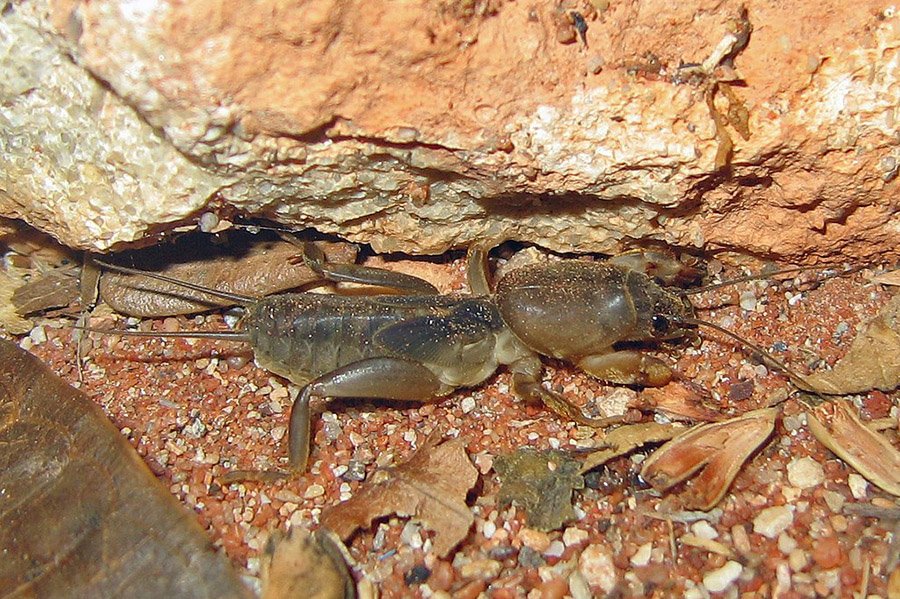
[
  {"left": 803, "top": 293, "right": 900, "bottom": 394},
  {"left": 320, "top": 435, "right": 478, "bottom": 557},
  {"left": 494, "top": 449, "right": 584, "bottom": 531},
  {"left": 260, "top": 528, "right": 356, "bottom": 599},
  {"left": 0, "top": 339, "right": 250, "bottom": 598},
  {"left": 639, "top": 408, "right": 778, "bottom": 511}
]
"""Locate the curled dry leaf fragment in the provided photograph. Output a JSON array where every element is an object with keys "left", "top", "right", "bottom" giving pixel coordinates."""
[
  {"left": 804, "top": 294, "right": 900, "bottom": 394},
  {"left": 632, "top": 382, "right": 724, "bottom": 422},
  {"left": 0, "top": 339, "right": 250, "bottom": 598},
  {"left": 494, "top": 449, "right": 584, "bottom": 531},
  {"left": 807, "top": 399, "right": 900, "bottom": 496},
  {"left": 580, "top": 422, "right": 681, "bottom": 474},
  {"left": 319, "top": 436, "right": 477, "bottom": 557},
  {"left": 261, "top": 528, "right": 356, "bottom": 599},
  {"left": 640, "top": 408, "right": 778, "bottom": 511}
]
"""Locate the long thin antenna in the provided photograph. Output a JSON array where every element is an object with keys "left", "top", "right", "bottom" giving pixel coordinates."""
[
  {"left": 675, "top": 316, "right": 815, "bottom": 392},
  {"left": 93, "top": 259, "right": 256, "bottom": 305},
  {"left": 74, "top": 325, "right": 251, "bottom": 342},
  {"left": 682, "top": 264, "right": 865, "bottom": 296}
]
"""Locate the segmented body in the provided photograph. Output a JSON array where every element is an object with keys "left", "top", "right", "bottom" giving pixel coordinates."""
[{"left": 245, "top": 292, "right": 530, "bottom": 393}]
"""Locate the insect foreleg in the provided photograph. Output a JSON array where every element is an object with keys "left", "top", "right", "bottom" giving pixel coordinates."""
[
  {"left": 509, "top": 355, "right": 625, "bottom": 427},
  {"left": 577, "top": 351, "right": 674, "bottom": 387}
]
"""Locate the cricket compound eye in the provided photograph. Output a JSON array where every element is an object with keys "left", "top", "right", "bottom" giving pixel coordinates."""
[{"left": 650, "top": 314, "right": 670, "bottom": 337}]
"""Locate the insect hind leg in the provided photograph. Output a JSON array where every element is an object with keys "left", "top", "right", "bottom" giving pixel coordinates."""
[
  {"left": 220, "top": 357, "right": 445, "bottom": 483},
  {"left": 287, "top": 237, "right": 439, "bottom": 295}
]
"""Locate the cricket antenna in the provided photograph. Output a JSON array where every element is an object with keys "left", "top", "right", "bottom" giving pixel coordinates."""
[
  {"left": 74, "top": 325, "right": 251, "bottom": 342},
  {"left": 673, "top": 315, "right": 816, "bottom": 393},
  {"left": 681, "top": 264, "right": 865, "bottom": 296}
]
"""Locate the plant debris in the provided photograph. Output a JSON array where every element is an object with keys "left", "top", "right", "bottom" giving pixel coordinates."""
[
  {"left": 260, "top": 528, "right": 356, "bottom": 599},
  {"left": 494, "top": 448, "right": 584, "bottom": 531},
  {"left": 640, "top": 408, "right": 778, "bottom": 510},
  {"left": 97, "top": 233, "right": 357, "bottom": 317},
  {"left": 580, "top": 422, "right": 681, "bottom": 473},
  {"left": 807, "top": 399, "right": 900, "bottom": 496},
  {"left": 0, "top": 339, "right": 249, "bottom": 598},
  {"left": 11, "top": 263, "right": 81, "bottom": 316},
  {"left": 804, "top": 294, "right": 900, "bottom": 394},
  {"left": 631, "top": 382, "right": 725, "bottom": 422},
  {"left": 320, "top": 436, "right": 477, "bottom": 557}
]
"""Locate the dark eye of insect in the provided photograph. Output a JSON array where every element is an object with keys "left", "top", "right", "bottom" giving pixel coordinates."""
[{"left": 651, "top": 314, "right": 670, "bottom": 335}]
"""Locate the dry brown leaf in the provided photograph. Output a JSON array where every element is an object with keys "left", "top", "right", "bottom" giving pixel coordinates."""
[
  {"left": 99, "top": 234, "right": 357, "bottom": 317},
  {"left": 807, "top": 399, "right": 900, "bottom": 496},
  {"left": 633, "top": 382, "right": 725, "bottom": 422},
  {"left": 495, "top": 449, "right": 583, "bottom": 531},
  {"left": 261, "top": 528, "right": 355, "bottom": 599},
  {"left": 0, "top": 268, "right": 33, "bottom": 334},
  {"left": 0, "top": 339, "right": 250, "bottom": 598},
  {"left": 804, "top": 294, "right": 900, "bottom": 394},
  {"left": 320, "top": 436, "right": 477, "bottom": 557},
  {"left": 11, "top": 264, "right": 81, "bottom": 315},
  {"left": 580, "top": 422, "right": 681, "bottom": 473},
  {"left": 871, "top": 270, "right": 900, "bottom": 287},
  {"left": 640, "top": 408, "right": 778, "bottom": 510}
]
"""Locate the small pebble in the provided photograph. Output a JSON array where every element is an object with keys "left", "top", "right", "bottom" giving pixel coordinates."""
[
  {"left": 739, "top": 291, "right": 757, "bottom": 311},
  {"left": 847, "top": 473, "right": 868, "bottom": 499},
  {"left": 482, "top": 520, "right": 497, "bottom": 539},
  {"left": 702, "top": 560, "right": 742, "bottom": 593},
  {"left": 829, "top": 514, "right": 848, "bottom": 533},
  {"left": 460, "top": 397, "right": 477, "bottom": 413},
  {"left": 730, "top": 524, "right": 751, "bottom": 555},
  {"left": 519, "top": 528, "right": 551, "bottom": 552},
  {"left": 543, "top": 540, "right": 565, "bottom": 558},
  {"left": 782, "top": 413, "right": 806, "bottom": 432},
  {"left": 822, "top": 490, "right": 845, "bottom": 513},
  {"left": 518, "top": 546, "right": 545, "bottom": 568},
  {"left": 459, "top": 558, "right": 501, "bottom": 581},
  {"left": 833, "top": 321, "right": 850, "bottom": 338},
  {"left": 342, "top": 460, "right": 367, "bottom": 481},
  {"left": 29, "top": 325, "right": 47, "bottom": 345},
  {"left": 568, "top": 571, "right": 592, "bottom": 599},
  {"left": 587, "top": 54, "right": 605, "bottom": 74},
  {"left": 563, "top": 527, "right": 589, "bottom": 547},
  {"left": 691, "top": 521, "right": 718, "bottom": 540},
  {"left": 787, "top": 457, "right": 825, "bottom": 489},
  {"left": 198, "top": 211, "right": 219, "bottom": 232},
  {"left": 303, "top": 484, "right": 325, "bottom": 499},
  {"left": 404, "top": 564, "right": 431, "bottom": 585},
  {"left": 578, "top": 544, "right": 617, "bottom": 593},
  {"left": 777, "top": 533, "right": 797, "bottom": 555},
  {"left": 788, "top": 548, "right": 809, "bottom": 572},
  {"left": 401, "top": 521, "right": 423, "bottom": 549},
  {"left": 630, "top": 542, "right": 652, "bottom": 567},
  {"left": 753, "top": 505, "right": 794, "bottom": 538}
]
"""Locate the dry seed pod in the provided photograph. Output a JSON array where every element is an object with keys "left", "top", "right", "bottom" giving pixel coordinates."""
[
  {"left": 807, "top": 399, "right": 900, "bottom": 496},
  {"left": 640, "top": 408, "right": 778, "bottom": 510}
]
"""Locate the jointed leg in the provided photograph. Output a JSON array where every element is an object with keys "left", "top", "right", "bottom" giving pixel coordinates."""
[
  {"left": 509, "top": 355, "right": 625, "bottom": 427},
  {"left": 578, "top": 351, "right": 673, "bottom": 387},
  {"left": 220, "top": 357, "right": 445, "bottom": 483},
  {"left": 289, "top": 238, "right": 438, "bottom": 295}
]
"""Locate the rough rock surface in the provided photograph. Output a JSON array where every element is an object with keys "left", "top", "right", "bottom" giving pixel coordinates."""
[{"left": 1, "top": 0, "right": 898, "bottom": 261}]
